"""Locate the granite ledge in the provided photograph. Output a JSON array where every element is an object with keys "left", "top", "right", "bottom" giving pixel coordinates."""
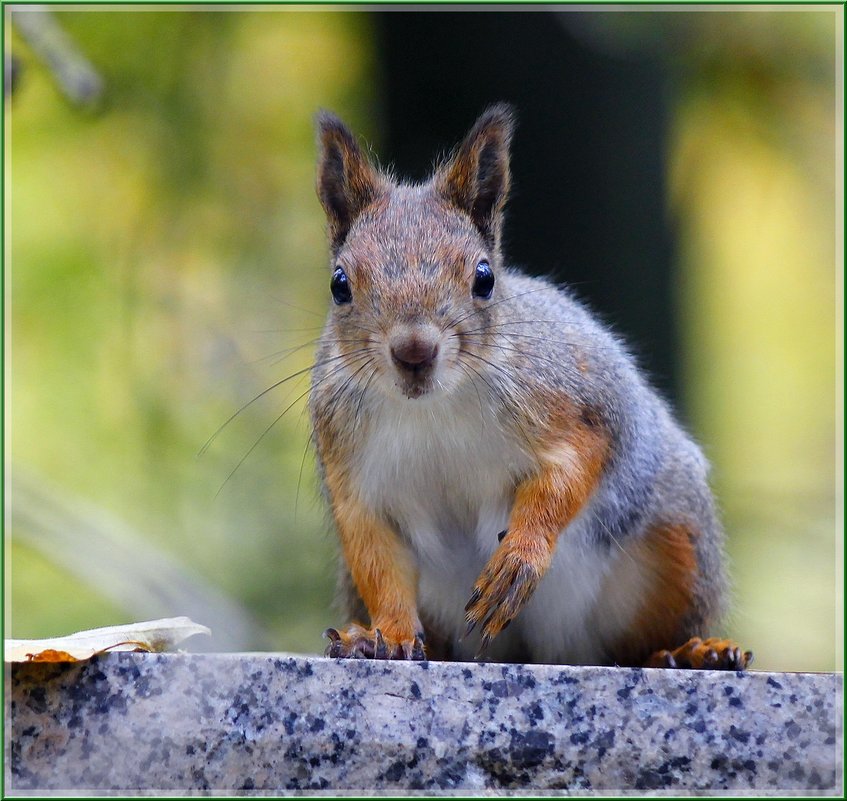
[{"left": 4, "top": 652, "right": 843, "bottom": 795}]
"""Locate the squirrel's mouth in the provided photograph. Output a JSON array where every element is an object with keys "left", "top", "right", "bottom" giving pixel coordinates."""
[{"left": 393, "top": 367, "right": 436, "bottom": 400}]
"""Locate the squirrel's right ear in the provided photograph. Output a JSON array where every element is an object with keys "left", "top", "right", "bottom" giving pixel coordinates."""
[
  {"left": 316, "top": 111, "right": 387, "bottom": 251},
  {"left": 434, "top": 103, "right": 515, "bottom": 250}
]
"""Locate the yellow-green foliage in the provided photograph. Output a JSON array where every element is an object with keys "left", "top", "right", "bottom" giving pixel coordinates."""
[{"left": 10, "top": 9, "right": 378, "bottom": 653}]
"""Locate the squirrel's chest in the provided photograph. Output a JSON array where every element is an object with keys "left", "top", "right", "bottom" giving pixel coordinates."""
[{"left": 353, "top": 393, "right": 530, "bottom": 540}]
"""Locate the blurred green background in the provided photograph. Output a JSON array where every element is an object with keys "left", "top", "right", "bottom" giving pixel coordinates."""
[{"left": 6, "top": 7, "right": 841, "bottom": 671}]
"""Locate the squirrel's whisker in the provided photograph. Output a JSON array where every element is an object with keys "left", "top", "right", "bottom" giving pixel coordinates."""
[
  {"left": 214, "top": 383, "right": 313, "bottom": 499},
  {"left": 442, "top": 286, "right": 553, "bottom": 333},
  {"left": 459, "top": 324, "right": 620, "bottom": 354},
  {"left": 460, "top": 336, "right": 568, "bottom": 370},
  {"left": 455, "top": 361, "right": 487, "bottom": 438},
  {"left": 457, "top": 349, "right": 539, "bottom": 462},
  {"left": 215, "top": 349, "right": 376, "bottom": 496},
  {"left": 354, "top": 365, "right": 380, "bottom": 432},
  {"left": 200, "top": 348, "right": 376, "bottom": 457},
  {"left": 323, "top": 355, "right": 379, "bottom": 428},
  {"left": 252, "top": 337, "right": 321, "bottom": 368},
  {"left": 294, "top": 427, "right": 316, "bottom": 524}
]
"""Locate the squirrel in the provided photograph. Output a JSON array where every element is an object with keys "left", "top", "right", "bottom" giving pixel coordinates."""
[{"left": 309, "top": 103, "right": 751, "bottom": 670}]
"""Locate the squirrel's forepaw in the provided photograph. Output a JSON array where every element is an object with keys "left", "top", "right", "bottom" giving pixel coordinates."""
[
  {"left": 464, "top": 540, "right": 545, "bottom": 657},
  {"left": 323, "top": 624, "right": 426, "bottom": 661},
  {"left": 645, "top": 637, "right": 753, "bottom": 671}
]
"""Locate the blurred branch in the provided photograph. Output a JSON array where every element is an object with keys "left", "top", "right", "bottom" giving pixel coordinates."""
[
  {"left": 10, "top": 468, "right": 270, "bottom": 651},
  {"left": 11, "top": 5, "right": 103, "bottom": 106},
  {"left": 5, "top": 54, "right": 20, "bottom": 98}
]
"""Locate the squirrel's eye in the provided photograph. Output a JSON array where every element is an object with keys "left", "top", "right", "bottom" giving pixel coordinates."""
[
  {"left": 330, "top": 267, "right": 352, "bottom": 305},
  {"left": 472, "top": 260, "right": 495, "bottom": 300}
]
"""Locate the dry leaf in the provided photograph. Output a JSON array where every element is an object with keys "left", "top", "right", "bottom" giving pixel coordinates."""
[
  {"left": 25, "top": 649, "right": 79, "bottom": 663},
  {"left": 5, "top": 616, "right": 211, "bottom": 663}
]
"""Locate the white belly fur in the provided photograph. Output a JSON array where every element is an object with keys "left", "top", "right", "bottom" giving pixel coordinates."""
[{"left": 352, "top": 387, "right": 636, "bottom": 664}]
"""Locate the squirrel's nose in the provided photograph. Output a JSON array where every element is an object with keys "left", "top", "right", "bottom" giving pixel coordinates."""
[{"left": 390, "top": 337, "right": 439, "bottom": 373}]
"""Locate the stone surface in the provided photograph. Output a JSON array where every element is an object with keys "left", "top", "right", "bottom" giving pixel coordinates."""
[{"left": 5, "top": 652, "right": 843, "bottom": 794}]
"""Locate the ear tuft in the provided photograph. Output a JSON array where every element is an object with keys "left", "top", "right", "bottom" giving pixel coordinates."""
[
  {"left": 315, "top": 111, "right": 387, "bottom": 251},
  {"left": 434, "top": 103, "right": 515, "bottom": 249}
]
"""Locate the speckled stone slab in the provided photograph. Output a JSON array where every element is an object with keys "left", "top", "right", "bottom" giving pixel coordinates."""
[{"left": 5, "top": 652, "right": 842, "bottom": 795}]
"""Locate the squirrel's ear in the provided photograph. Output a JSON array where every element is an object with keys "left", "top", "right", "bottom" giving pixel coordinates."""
[
  {"left": 434, "top": 103, "right": 515, "bottom": 248},
  {"left": 316, "top": 111, "right": 387, "bottom": 250}
]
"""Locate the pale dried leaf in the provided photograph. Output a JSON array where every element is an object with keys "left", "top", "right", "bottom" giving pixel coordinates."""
[{"left": 5, "top": 616, "right": 211, "bottom": 663}]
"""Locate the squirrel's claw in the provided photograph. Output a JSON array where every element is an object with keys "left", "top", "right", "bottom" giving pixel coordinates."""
[
  {"left": 465, "top": 541, "right": 542, "bottom": 648},
  {"left": 323, "top": 625, "right": 371, "bottom": 658},
  {"left": 644, "top": 637, "right": 754, "bottom": 671},
  {"left": 323, "top": 627, "right": 345, "bottom": 658},
  {"left": 463, "top": 587, "right": 482, "bottom": 613},
  {"left": 323, "top": 623, "right": 427, "bottom": 661},
  {"left": 651, "top": 649, "right": 678, "bottom": 669},
  {"left": 474, "top": 634, "right": 491, "bottom": 661},
  {"left": 374, "top": 628, "right": 389, "bottom": 659}
]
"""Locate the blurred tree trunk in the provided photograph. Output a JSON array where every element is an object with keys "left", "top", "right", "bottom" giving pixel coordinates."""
[{"left": 374, "top": 11, "right": 679, "bottom": 406}]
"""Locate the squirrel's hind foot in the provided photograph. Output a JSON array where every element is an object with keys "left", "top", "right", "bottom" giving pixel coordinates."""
[
  {"left": 644, "top": 637, "right": 753, "bottom": 671},
  {"left": 323, "top": 624, "right": 426, "bottom": 661}
]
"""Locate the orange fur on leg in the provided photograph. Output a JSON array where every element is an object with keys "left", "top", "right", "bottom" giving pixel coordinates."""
[
  {"left": 465, "top": 418, "right": 608, "bottom": 652},
  {"left": 323, "top": 464, "right": 422, "bottom": 659},
  {"left": 607, "top": 523, "right": 699, "bottom": 666},
  {"left": 607, "top": 524, "right": 752, "bottom": 670}
]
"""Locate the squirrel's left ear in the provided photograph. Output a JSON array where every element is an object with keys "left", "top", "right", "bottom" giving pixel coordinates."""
[{"left": 434, "top": 103, "right": 515, "bottom": 249}]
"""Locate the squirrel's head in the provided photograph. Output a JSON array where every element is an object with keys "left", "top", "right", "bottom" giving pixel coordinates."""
[{"left": 315, "top": 104, "right": 515, "bottom": 400}]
